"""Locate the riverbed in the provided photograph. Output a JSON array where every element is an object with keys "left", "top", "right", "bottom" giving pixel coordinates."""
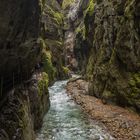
[{"left": 36, "top": 80, "right": 113, "bottom": 140}]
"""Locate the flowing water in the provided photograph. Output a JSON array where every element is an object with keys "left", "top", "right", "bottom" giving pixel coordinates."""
[
  {"left": 36, "top": 80, "right": 114, "bottom": 140},
  {"left": 36, "top": 2, "right": 114, "bottom": 139}
]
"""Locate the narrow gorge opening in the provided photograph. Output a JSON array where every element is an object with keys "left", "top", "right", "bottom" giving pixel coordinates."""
[
  {"left": 36, "top": 80, "right": 113, "bottom": 140},
  {"left": 0, "top": 0, "right": 140, "bottom": 140}
]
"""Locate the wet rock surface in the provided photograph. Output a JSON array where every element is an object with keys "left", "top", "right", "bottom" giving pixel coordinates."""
[
  {"left": 0, "top": 0, "right": 68, "bottom": 139},
  {"left": 42, "top": 0, "right": 68, "bottom": 80},
  {"left": 67, "top": 79, "right": 140, "bottom": 140},
  {"left": 36, "top": 80, "right": 114, "bottom": 140},
  {"left": 0, "top": 0, "right": 139, "bottom": 139},
  {"left": 0, "top": 0, "right": 42, "bottom": 95},
  {"left": 74, "top": 0, "right": 140, "bottom": 111},
  {"left": 0, "top": 73, "right": 50, "bottom": 140}
]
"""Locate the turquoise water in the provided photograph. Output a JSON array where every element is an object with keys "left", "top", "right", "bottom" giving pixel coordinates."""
[{"left": 36, "top": 80, "right": 114, "bottom": 140}]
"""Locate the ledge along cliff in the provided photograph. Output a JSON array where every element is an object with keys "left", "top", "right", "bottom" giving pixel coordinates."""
[{"left": 0, "top": 0, "right": 140, "bottom": 139}]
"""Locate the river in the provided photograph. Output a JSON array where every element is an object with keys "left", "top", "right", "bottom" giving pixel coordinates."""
[{"left": 36, "top": 80, "right": 114, "bottom": 140}]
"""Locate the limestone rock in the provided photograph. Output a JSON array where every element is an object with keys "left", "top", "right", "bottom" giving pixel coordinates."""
[{"left": 74, "top": 0, "right": 140, "bottom": 112}]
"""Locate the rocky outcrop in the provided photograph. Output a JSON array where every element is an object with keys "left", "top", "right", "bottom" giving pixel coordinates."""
[
  {"left": 71, "top": 0, "right": 91, "bottom": 74},
  {"left": 0, "top": 0, "right": 66, "bottom": 139},
  {"left": 0, "top": 0, "right": 42, "bottom": 96},
  {"left": 67, "top": 79, "right": 140, "bottom": 140},
  {"left": 41, "top": 0, "right": 70, "bottom": 81},
  {"left": 63, "top": 0, "right": 85, "bottom": 72},
  {"left": 0, "top": 0, "right": 48, "bottom": 138},
  {"left": 74, "top": 0, "right": 140, "bottom": 112},
  {"left": 0, "top": 73, "right": 50, "bottom": 140}
]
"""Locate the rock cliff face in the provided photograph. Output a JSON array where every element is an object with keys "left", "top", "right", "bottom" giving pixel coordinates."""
[
  {"left": 0, "top": 73, "right": 50, "bottom": 140},
  {"left": 0, "top": 0, "right": 66, "bottom": 139},
  {"left": 0, "top": 0, "right": 42, "bottom": 95},
  {"left": 0, "top": 0, "right": 139, "bottom": 139},
  {"left": 74, "top": 0, "right": 140, "bottom": 112},
  {"left": 41, "top": 0, "right": 69, "bottom": 81}
]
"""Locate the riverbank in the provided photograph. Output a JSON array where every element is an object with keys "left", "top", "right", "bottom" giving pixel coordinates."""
[
  {"left": 66, "top": 79, "right": 140, "bottom": 140},
  {"left": 36, "top": 80, "right": 114, "bottom": 140}
]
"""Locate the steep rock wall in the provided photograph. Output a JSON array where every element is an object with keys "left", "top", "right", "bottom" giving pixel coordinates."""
[
  {"left": 0, "top": 73, "right": 50, "bottom": 140},
  {"left": 41, "top": 0, "right": 69, "bottom": 81},
  {"left": 72, "top": 0, "right": 91, "bottom": 73},
  {"left": 75, "top": 0, "right": 140, "bottom": 112},
  {"left": 0, "top": 0, "right": 65, "bottom": 139},
  {"left": 0, "top": 0, "right": 42, "bottom": 95},
  {"left": 63, "top": 0, "right": 90, "bottom": 73}
]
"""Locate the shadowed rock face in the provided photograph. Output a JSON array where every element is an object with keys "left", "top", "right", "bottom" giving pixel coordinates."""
[
  {"left": 56, "top": 0, "right": 63, "bottom": 5},
  {"left": 0, "top": 73, "right": 50, "bottom": 140},
  {"left": 0, "top": 0, "right": 56, "bottom": 139},
  {"left": 0, "top": 0, "right": 41, "bottom": 94},
  {"left": 74, "top": 0, "right": 140, "bottom": 112},
  {"left": 41, "top": 0, "right": 70, "bottom": 80}
]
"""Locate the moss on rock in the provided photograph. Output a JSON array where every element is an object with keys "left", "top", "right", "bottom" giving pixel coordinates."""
[
  {"left": 46, "top": 5, "right": 64, "bottom": 25},
  {"left": 73, "top": 0, "right": 140, "bottom": 113},
  {"left": 38, "top": 72, "right": 49, "bottom": 96},
  {"left": 62, "top": 66, "right": 70, "bottom": 75},
  {"left": 75, "top": 23, "right": 86, "bottom": 39},
  {"left": 41, "top": 48, "right": 56, "bottom": 83},
  {"left": 86, "top": 54, "right": 94, "bottom": 81},
  {"left": 62, "top": 0, "right": 75, "bottom": 9},
  {"left": 84, "top": 0, "right": 95, "bottom": 17}
]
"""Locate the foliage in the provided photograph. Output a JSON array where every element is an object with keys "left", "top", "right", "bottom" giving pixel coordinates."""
[
  {"left": 84, "top": 0, "right": 95, "bottom": 17},
  {"left": 46, "top": 5, "right": 64, "bottom": 25},
  {"left": 42, "top": 49, "right": 56, "bottom": 83},
  {"left": 75, "top": 23, "right": 86, "bottom": 39},
  {"left": 62, "top": 66, "right": 70, "bottom": 74},
  {"left": 38, "top": 72, "right": 49, "bottom": 96},
  {"left": 62, "top": 0, "right": 75, "bottom": 9}
]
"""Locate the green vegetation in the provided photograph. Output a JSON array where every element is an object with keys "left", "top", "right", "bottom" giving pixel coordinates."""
[
  {"left": 46, "top": 5, "right": 64, "bottom": 25},
  {"left": 102, "top": 90, "right": 116, "bottom": 101},
  {"left": 75, "top": 0, "right": 95, "bottom": 42},
  {"left": 129, "top": 73, "right": 140, "bottom": 88},
  {"left": 129, "top": 73, "right": 140, "bottom": 97},
  {"left": 45, "top": 39, "right": 63, "bottom": 48},
  {"left": 39, "top": 37, "right": 46, "bottom": 49},
  {"left": 62, "top": 66, "right": 70, "bottom": 75},
  {"left": 125, "top": 0, "right": 135, "bottom": 18},
  {"left": 62, "top": 0, "right": 75, "bottom": 9},
  {"left": 38, "top": 72, "right": 49, "bottom": 96},
  {"left": 84, "top": 0, "right": 95, "bottom": 17},
  {"left": 39, "top": 38, "right": 56, "bottom": 83},
  {"left": 117, "top": 72, "right": 140, "bottom": 107},
  {"left": 75, "top": 23, "right": 86, "bottom": 39},
  {"left": 39, "top": 0, "right": 46, "bottom": 12},
  {"left": 42, "top": 49, "right": 56, "bottom": 83},
  {"left": 86, "top": 55, "right": 94, "bottom": 80}
]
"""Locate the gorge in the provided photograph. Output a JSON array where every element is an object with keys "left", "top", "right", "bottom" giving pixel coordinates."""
[{"left": 0, "top": 0, "right": 140, "bottom": 140}]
